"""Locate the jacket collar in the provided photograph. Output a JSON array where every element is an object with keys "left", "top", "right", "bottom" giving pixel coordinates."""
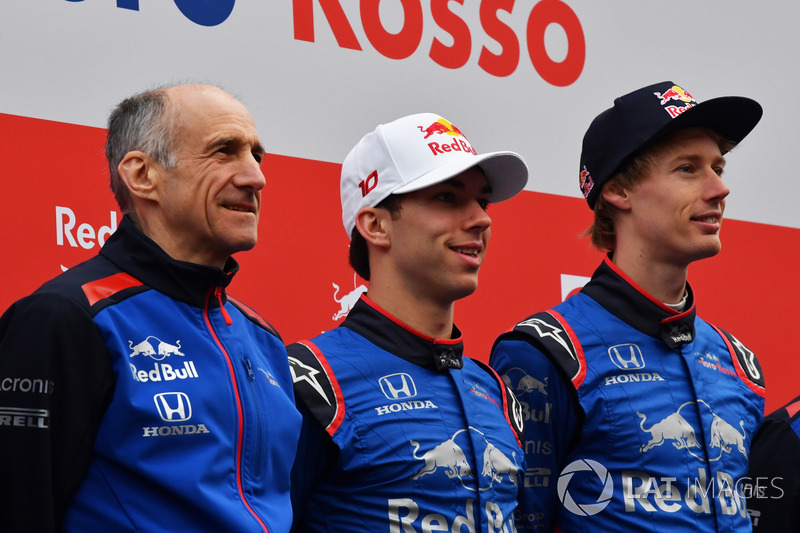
[
  {"left": 581, "top": 256, "right": 697, "bottom": 348},
  {"left": 342, "top": 295, "right": 465, "bottom": 370},
  {"left": 99, "top": 216, "right": 238, "bottom": 308}
]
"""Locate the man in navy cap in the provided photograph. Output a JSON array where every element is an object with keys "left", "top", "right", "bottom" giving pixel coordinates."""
[{"left": 490, "top": 82, "right": 765, "bottom": 532}]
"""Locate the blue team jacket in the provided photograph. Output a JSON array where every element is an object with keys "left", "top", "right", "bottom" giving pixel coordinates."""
[
  {"left": 491, "top": 257, "right": 765, "bottom": 532},
  {"left": 0, "top": 217, "right": 300, "bottom": 532},
  {"left": 289, "top": 296, "right": 525, "bottom": 532}
]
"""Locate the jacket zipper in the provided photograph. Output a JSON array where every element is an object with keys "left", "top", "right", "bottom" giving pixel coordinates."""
[
  {"left": 242, "top": 357, "right": 266, "bottom": 477},
  {"left": 205, "top": 287, "right": 269, "bottom": 533}
]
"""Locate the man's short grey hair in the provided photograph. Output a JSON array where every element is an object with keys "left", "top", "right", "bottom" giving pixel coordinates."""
[{"left": 106, "top": 87, "right": 179, "bottom": 213}]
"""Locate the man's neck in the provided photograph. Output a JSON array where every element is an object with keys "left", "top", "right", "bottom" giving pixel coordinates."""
[
  {"left": 365, "top": 283, "right": 455, "bottom": 339},
  {"left": 610, "top": 251, "right": 689, "bottom": 304}
]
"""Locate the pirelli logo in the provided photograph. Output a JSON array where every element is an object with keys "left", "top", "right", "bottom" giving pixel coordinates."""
[{"left": 0, "top": 407, "right": 49, "bottom": 429}]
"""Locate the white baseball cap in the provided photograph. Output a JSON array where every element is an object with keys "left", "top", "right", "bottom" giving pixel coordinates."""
[{"left": 340, "top": 112, "right": 530, "bottom": 237}]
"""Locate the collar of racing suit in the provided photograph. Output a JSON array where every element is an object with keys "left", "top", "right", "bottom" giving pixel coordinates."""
[
  {"left": 342, "top": 295, "right": 465, "bottom": 371},
  {"left": 581, "top": 255, "right": 697, "bottom": 349},
  {"left": 98, "top": 215, "right": 238, "bottom": 308}
]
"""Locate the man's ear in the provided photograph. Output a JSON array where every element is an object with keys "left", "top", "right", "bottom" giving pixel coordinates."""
[
  {"left": 117, "top": 151, "right": 161, "bottom": 202},
  {"left": 601, "top": 181, "right": 632, "bottom": 211},
  {"left": 355, "top": 207, "right": 391, "bottom": 249}
]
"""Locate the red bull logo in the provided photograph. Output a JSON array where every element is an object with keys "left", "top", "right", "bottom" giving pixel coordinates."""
[
  {"left": 417, "top": 119, "right": 465, "bottom": 139},
  {"left": 653, "top": 85, "right": 695, "bottom": 105},
  {"left": 653, "top": 85, "right": 698, "bottom": 118},
  {"left": 128, "top": 336, "right": 185, "bottom": 361},
  {"left": 637, "top": 400, "right": 748, "bottom": 462},
  {"left": 409, "top": 427, "right": 520, "bottom": 491},
  {"left": 579, "top": 165, "right": 593, "bottom": 199},
  {"left": 418, "top": 119, "right": 477, "bottom": 157}
]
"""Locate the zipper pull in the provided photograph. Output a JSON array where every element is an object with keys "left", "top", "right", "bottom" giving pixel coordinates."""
[
  {"left": 243, "top": 358, "right": 255, "bottom": 381},
  {"left": 215, "top": 286, "right": 233, "bottom": 326}
]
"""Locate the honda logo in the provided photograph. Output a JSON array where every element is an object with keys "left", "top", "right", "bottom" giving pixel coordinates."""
[
  {"left": 379, "top": 373, "right": 417, "bottom": 400},
  {"left": 154, "top": 392, "right": 192, "bottom": 422},
  {"left": 608, "top": 344, "right": 645, "bottom": 370}
]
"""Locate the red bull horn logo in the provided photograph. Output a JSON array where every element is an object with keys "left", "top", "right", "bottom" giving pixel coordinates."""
[
  {"left": 418, "top": 119, "right": 477, "bottom": 157},
  {"left": 653, "top": 85, "right": 697, "bottom": 119},
  {"left": 409, "top": 427, "right": 519, "bottom": 491},
  {"left": 653, "top": 85, "right": 695, "bottom": 105},
  {"left": 417, "top": 119, "right": 465, "bottom": 139},
  {"left": 636, "top": 399, "right": 747, "bottom": 462}
]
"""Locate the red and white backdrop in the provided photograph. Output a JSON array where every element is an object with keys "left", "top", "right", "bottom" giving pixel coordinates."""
[{"left": 1, "top": 1, "right": 797, "bottom": 413}]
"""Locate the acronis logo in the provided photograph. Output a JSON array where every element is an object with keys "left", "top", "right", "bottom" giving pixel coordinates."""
[{"left": 64, "top": 0, "right": 235, "bottom": 27}]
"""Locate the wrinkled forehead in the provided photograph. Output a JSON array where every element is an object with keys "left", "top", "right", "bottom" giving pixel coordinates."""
[{"left": 166, "top": 85, "right": 259, "bottom": 143}]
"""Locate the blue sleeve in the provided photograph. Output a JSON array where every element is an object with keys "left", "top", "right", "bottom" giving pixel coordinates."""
[{"left": 490, "top": 338, "right": 579, "bottom": 532}]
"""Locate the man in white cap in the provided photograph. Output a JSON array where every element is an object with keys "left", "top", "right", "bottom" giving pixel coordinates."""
[
  {"left": 288, "top": 113, "right": 529, "bottom": 531},
  {"left": 490, "top": 81, "right": 765, "bottom": 532}
]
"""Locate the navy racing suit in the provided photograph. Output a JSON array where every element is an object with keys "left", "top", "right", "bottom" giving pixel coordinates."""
[
  {"left": 490, "top": 256, "right": 765, "bottom": 532},
  {"left": 746, "top": 394, "right": 800, "bottom": 531},
  {"left": 289, "top": 295, "right": 525, "bottom": 532}
]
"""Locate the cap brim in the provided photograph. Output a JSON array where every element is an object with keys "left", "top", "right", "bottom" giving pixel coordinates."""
[
  {"left": 392, "top": 151, "right": 529, "bottom": 203},
  {"left": 650, "top": 96, "right": 763, "bottom": 151}
]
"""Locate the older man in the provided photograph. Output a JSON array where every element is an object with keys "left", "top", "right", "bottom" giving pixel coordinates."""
[{"left": 0, "top": 84, "right": 300, "bottom": 532}]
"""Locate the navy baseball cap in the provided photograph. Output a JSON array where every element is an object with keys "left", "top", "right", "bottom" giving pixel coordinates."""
[{"left": 578, "top": 81, "right": 763, "bottom": 209}]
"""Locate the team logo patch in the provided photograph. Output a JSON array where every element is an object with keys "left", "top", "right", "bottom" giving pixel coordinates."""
[
  {"left": 379, "top": 373, "right": 417, "bottom": 400},
  {"left": 653, "top": 85, "right": 697, "bottom": 118},
  {"left": 289, "top": 356, "right": 331, "bottom": 406},
  {"left": 502, "top": 368, "right": 549, "bottom": 397},
  {"left": 608, "top": 343, "right": 645, "bottom": 370},
  {"left": 128, "top": 336, "right": 184, "bottom": 360},
  {"left": 637, "top": 400, "right": 747, "bottom": 461},
  {"left": 409, "top": 427, "right": 519, "bottom": 491},
  {"left": 579, "top": 165, "right": 593, "bottom": 199}
]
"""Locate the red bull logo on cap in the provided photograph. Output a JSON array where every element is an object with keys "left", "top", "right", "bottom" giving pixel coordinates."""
[
  {"left": 653, "top": 85, "right": 697, "bottom": 119},
  {"left": 418, "top": 119, "right": 477, "bottom": 157},
  {"left": 417, "top": 119, "right": 465, "bottom": 139},
  {"left": 579, "top": 165, "right": 594, "bottom": 199},
  {"left": 654, "top": 85, "right": 695, "bottom": 105}
]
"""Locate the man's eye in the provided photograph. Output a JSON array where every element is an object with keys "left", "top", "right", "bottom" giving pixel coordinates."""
[
  {"left": 478, "top": 199, "right": 490, "bottom": 211},
  {"left": 436, "top": 192, "right": 455, "bottom": 203}
]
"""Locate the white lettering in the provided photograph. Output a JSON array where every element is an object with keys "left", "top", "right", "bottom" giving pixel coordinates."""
[
  {"left": 130, "top": 362, "right": 199, "bottom": 383},
  {"left": 717, "top": 471, "right": 745, "bottom": 517},
  {"left": 388, "top": 498, "right": 478, "bottom": 532},
  {"left": 98, "top": 211, "right": 117, "bottom": 246},
  {"left": 142, "top": 424, "right": 210, "bottom": 437},
  {"left": 76, "top": 223, "right": 95, "bottom": 249},
  {"left": 604, "top": 373, "right": 665, "bottom": 386},
  {"left": 388, "top": 498, "right": 418, "bottom": 533},
  {"left": 55, "top": 206, "right": 76, "bottom": 247},
  {"left": 623, "top": 472, "right": 658, "bottom": 512},
  {"left": 375, "top": 400, "right": 437, "bottom": 416},
  {"left": 0, "top": 377, "right": 54, "bottom": 394},
  {"left": 686, "top": 468, "right": 712, "bottom": 514},
  {"left": 55, "top": 207, "right": 118, "bottom": 249}
]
